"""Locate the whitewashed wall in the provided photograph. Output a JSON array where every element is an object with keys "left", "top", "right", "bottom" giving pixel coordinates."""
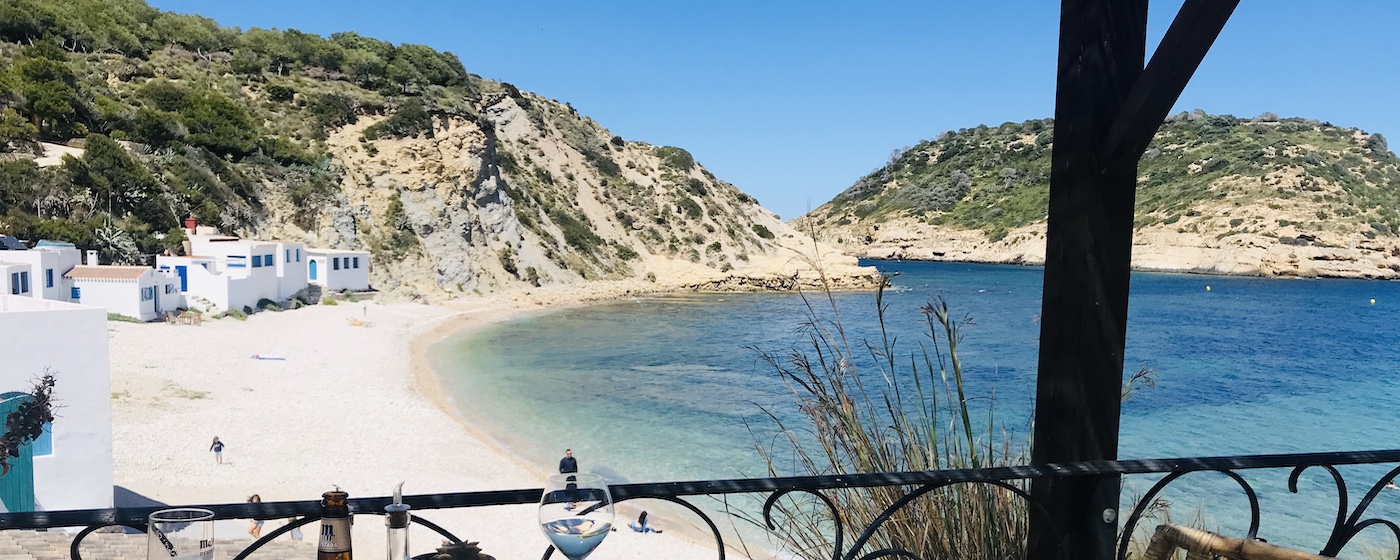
[
  {"left": 155, "top": 275, "right": 182, "bottom": 318},
  {"left": 0, "top": 263, "right": 26, "bottom": 296},
  {"left": 0, "top": 296, "right": 112, "bottom": 511},
  {"left": 180, "top": 262, "right": 232, "bottom": 311},
  {"left": 72, "top": 279, "right": 142, "bottom": 320},
  {"left": 73, "top": 272, "right": 182, "bottom": 322},
  {"left": 273, "top": 243, "right": 309, "bottom": 301},
  {"left": 309, "top": 252, "right": 371, "bottom": 292},
  {"left": 0, "top": 249, "right": 80, "bottom": 302}
]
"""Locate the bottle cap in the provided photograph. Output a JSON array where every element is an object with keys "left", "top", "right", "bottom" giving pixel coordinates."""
[
  {"left": 322, "top": 490, "right": 349, "bottom": 505},
  {"left": 385, "top": 504, "right": 411, "bottom": 529}
]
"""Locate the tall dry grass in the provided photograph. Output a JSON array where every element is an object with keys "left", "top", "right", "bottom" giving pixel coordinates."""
[{"left": 744, "top": 276, "right": 1031, "bottom": 559}]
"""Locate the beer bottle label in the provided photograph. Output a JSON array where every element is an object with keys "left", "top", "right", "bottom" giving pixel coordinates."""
[{"left": 318, "top": 516, "right": 352, "bottom": 553}]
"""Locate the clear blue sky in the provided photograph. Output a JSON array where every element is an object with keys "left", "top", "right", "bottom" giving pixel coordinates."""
[{"left": 149, "top": 1, "right": 1399, "bottom": 219}]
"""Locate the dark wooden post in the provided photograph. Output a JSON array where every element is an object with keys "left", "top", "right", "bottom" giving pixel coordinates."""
[
  {"left": 1028, "top": 0, "right": 1146, "bottom": 559},
  {"left": 1029, "top": 1, "right": 1239, "bottom": 558}
]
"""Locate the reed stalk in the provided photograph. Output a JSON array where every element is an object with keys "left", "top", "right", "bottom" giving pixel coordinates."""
[{"left": 745, "top": 275, "right": 1030, "bottom": 559}]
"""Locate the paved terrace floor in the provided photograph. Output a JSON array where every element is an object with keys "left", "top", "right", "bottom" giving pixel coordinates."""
[{"left": 0, "top": 529, "right": 318, "bottom": 560}]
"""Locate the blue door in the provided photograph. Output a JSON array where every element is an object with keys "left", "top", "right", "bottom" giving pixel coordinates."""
[
  {"left": 0, "top": 393, "right": 36, "bottom": 513},
  {"left": 309, "top": 259, "right": 318, "bottom": 281},
  {"left": 175, "top": 266, "right": 188, "bottom": 292}
]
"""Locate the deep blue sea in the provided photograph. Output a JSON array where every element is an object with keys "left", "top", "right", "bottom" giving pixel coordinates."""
[{"left": 431, "top": 260, "right": 1400, "bottom": 553}]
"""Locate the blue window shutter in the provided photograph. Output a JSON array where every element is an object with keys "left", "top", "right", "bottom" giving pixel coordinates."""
[
  {"left": 71, "top": 286, "right": 80, "bottom": 300},
  {"left": 45, "top": 269, "right": 53, "bottom": 288}
]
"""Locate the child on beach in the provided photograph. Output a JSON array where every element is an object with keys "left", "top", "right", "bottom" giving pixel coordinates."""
[
  {"left": 247, "top": 495, "right": 264, "bottom": 538},
  {"left": 210, "top": 437, "right": 225, "bottom": 464}
]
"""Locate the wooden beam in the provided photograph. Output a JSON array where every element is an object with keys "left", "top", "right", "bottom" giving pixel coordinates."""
[
  {"left": 1028, "top": 0, "right": 1146, "bottom": 559},
  {"left": 1101, "top": 0, "right": 1240, "bottom": 173}
]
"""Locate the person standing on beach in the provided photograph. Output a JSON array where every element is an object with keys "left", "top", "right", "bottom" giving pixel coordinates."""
[
  {"left": 285, "top": 517, "right": 304, "bottom": 541},
  {"left": 559, "top": 449, "right": 577, "bottom": 474},
  {"left": 210, "top": 437, "right": 225, "bottom": 464},
  {"left": 247, "top": 495, "right": 264, "bottom": 538}
]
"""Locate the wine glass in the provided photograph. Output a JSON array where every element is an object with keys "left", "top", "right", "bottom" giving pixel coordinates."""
[
  {"left": 147, "top": 508, "right": 214, "bottom": 560},
  {"left": 539, "top": 473, "right": 614, "bottom": 560}
]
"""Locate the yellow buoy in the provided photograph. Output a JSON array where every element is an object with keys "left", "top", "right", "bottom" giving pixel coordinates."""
[
  {"left": 1206, "top": 285, "right": 1211, "bottom": 292},
  {"left": 1371, "top": 299, "right": 1377, "bottom": 305}
]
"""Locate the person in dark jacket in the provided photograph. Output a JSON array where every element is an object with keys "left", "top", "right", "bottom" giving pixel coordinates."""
[
  {"left": 210, "top": 437, "right": 225, "bottom": 464},
  {"left": 559, "top": 449, "right": 578, "bottom": 474}
]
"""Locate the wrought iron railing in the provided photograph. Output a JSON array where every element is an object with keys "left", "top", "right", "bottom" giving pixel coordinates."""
[{"left": 4, "top": 449, "right": 1399, "bottom": 560}]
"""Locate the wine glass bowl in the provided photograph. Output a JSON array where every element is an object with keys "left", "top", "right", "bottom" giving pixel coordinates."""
[
  {"left": 539, "top": 473, "right": 614, "bottom": 560},
  {"left": 147, "top": 507, "right": 214, "bottom": 560}
]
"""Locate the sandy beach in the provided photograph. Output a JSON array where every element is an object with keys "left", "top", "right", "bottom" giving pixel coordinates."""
[{"left": 108, "top": 285, "right": 747, "bottom": 560}]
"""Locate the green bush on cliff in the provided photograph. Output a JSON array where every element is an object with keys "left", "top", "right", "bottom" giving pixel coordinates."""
[
  {"left": 362, "top": 99, "right": 433, "bottom": 140},
  {"left": 677, "top": 197, "right": 703, "bottom": 219},
  {"left": 0, "top": 0, "right": 480, "bottom": 258},
  {"left": 655, "top": 146, "right": 694, "bottom": 170},
  {"left": 550, "top": 209, "right": 602, "bottom": 253}
]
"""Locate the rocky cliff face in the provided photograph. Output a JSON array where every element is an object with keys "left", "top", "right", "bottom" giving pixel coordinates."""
[{"left": 253, "top": 87, "right": 876, "bottom": 300}]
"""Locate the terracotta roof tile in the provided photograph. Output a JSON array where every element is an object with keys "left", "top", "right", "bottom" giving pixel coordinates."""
[{"left": 64, "top": 265, "right": 151, "bottom": 280}]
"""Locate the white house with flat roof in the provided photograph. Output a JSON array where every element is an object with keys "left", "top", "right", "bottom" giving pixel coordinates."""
[
  {"left": 157, "top": 231, "right": 310, "bottom": 313},
  {"left": 0, "top": 244, "right": 81, "bottom": 303},
  {"left": 306, "top": 248, "right": 371, "bottom": 292},
  {"left": 0, "top": 262, "right": 32, "bottom": 298},
  {"left": 0, "top": 296, "right": 112, "bottom": 513},
  {"left": 66, "top": 265, "right": 181, "bottom": 322}
]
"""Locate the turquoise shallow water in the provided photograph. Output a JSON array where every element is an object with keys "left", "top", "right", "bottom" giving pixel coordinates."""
[{"left": 431, "top": 260, "right": 1400, "bottom": 552}]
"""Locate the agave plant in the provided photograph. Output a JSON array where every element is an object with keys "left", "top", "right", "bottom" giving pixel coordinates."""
[{"left": 93, "top": 221, "right": 140, "bottom": 265}]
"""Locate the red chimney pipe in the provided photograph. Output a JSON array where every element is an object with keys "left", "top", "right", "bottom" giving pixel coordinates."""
[{"left": 185, "top": 217, "right": 197, "bottom": 234}]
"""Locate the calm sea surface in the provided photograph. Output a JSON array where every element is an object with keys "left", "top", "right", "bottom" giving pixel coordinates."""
[{"left": 431, "top": 260, "right": 1400, "bottom": 552}]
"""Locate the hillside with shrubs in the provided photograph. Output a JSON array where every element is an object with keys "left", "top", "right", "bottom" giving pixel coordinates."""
[
  {"left": 801, "top": 112, "right": 1400, "bottom": 278},
  {"left": 0, "top": 0, "right": 872, "bottom": 297}
]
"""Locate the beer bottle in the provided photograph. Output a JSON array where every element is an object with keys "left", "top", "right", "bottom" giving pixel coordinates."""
[{"left": 318, "top": 490, "right": 353, "bottom": 560}]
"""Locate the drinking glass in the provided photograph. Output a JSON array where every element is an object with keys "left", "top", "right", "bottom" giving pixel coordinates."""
[
  {"left": 147, "top": 508, "right": 215, "bottom": 560},
  {"left": 538, "top": 473, "right": 614, "bottom": 560}
]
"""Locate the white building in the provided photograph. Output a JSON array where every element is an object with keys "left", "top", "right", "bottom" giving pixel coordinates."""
[
  {"left": 0, "top": 262, "right": 31, "bottom": 298},
  {"left": 306, "top": 248, "right": 371, "bottom": 292},
  {"left": 0, "top": 244, "right": 81, "bottom": 302},
  {"left": 0, "top": 296, "right": 112, "bottom": 513},
  {"left": 157, "top": 232, "right": 309, "bottom": 313},
  {"left": 67, "top": 266, "right": 182, "bottom": 322}
]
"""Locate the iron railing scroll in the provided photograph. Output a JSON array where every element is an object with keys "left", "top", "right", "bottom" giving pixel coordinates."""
[{"left": 2, "top": 449, "right": 1399, "bottom": 560}]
